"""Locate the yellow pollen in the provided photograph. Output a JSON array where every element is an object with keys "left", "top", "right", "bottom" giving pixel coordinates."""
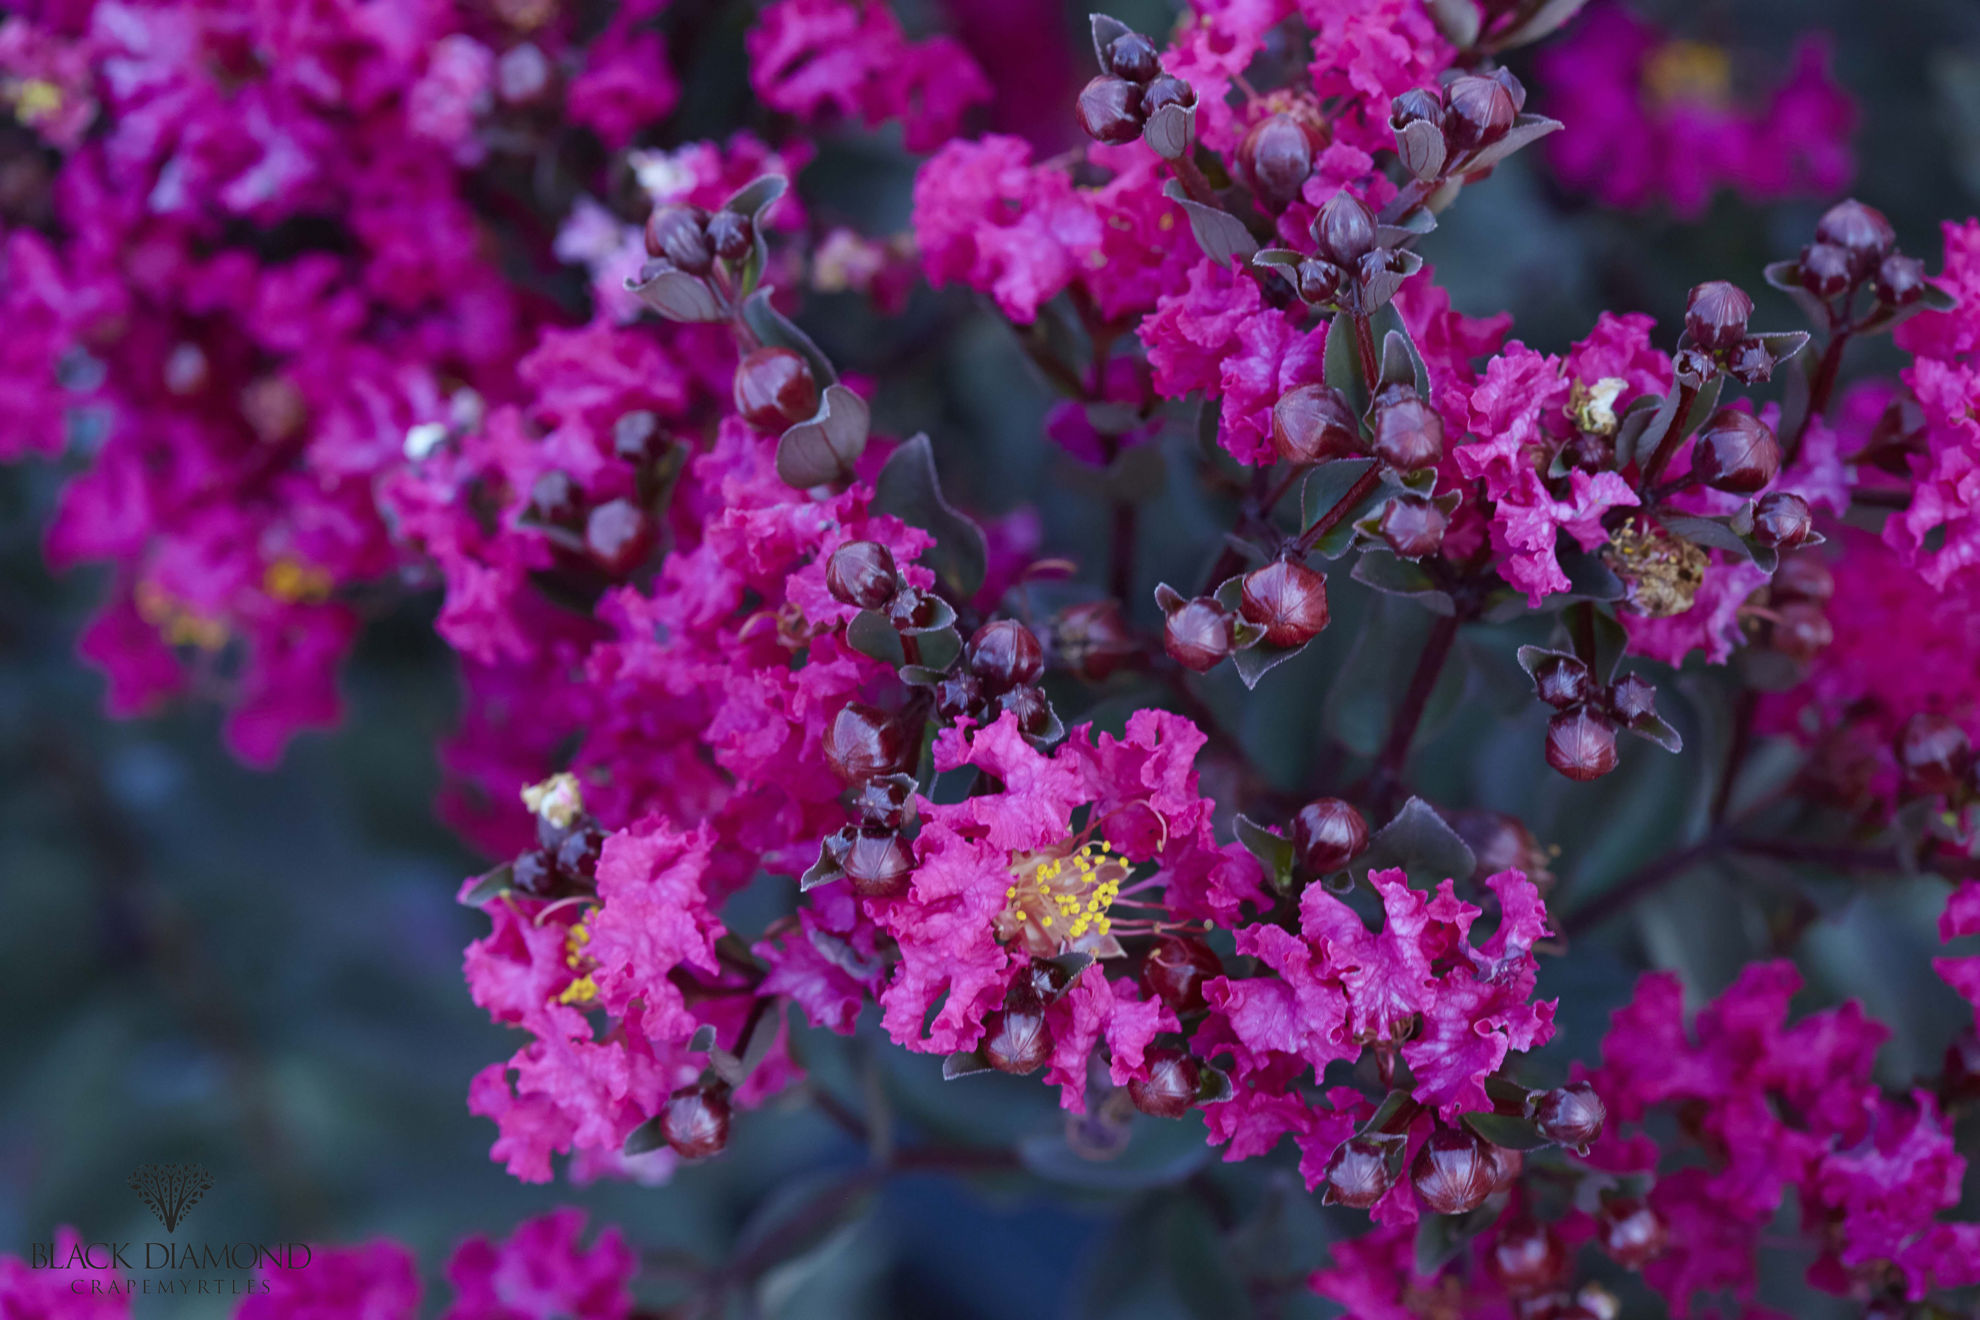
[
  {"left": 997, "top": 838, "right": 1133, "bottom": 959},
  {"left": 263, "top": 556, "right": 334, "bottom": 604},
  {"left": 12, "top": 79, "right": 63, "bottom": 125},
  {"left": 1642, "top": 41, "right": 1733, "bottom": 111},
  {"left": 556, "top": 918, "right": 598, "bottom": 1005}
]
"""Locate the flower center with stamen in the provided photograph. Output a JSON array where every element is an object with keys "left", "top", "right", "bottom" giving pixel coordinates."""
[
  {"left": 1604, "top": 518, "right": 1709, "bottom": 618},
  {"left": 1642, "top": 41, "right": 1733, "bottom": 111},
  {"left": 1568, "top": 378, "right": 1627, "bottom": 437},
  {"left": 996, "top": 839, "right": 1131, "bottom": 959}
]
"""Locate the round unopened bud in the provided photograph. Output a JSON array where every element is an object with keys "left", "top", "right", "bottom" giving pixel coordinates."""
[
  {"left": 1488, "top": 66, "right": 1528, "bottom": 113},
  {"left": 1815, "top": 199, "right": 1896, "bottom": 276},
  {"left": 840, "top": 828, "right": 915, "bottom": 897},
  {"left": 1314, "top": 190, "right": 1378, "bottom": 268},
  {"left": 849, "top": 776, "right": 914, "bottom": 831},
  {"left": 1371, "top": 388, "right": 1445, "bottom": 471},
  {"left": 1897, "top": 712, "right": 1971, "bottom": 797},
  {"left": 1140, "top": 936, "right": 1223, "bottom": 1014},
  {"left": 1140, "top": 75, "right": 1196, "bottom": 116},
  {"left": 1724, "top": 338, "right": 1776, "bottom": 387},
  {"left": 826, "top": 541, "right": 900, "bottom": 609},
  {"left": 1164, "top": 597, "right": 1235, "bottom": 672},
  {"left": 1376, "top": 494, "right": 1448, "bottom": 560},
  {"left": 1751, "top": 492, "right": 1813, "bottom": 548},
  {"left": 1685, "top": 281, "right": 1753, "bottom": 353},
  {"left": 1292, "top": 798, "right": 1369, "bottom": 872},
  {"left": 1077, "top": 76, "right": 1144, "bottom": 145},
  {"left": 1411, "top": 1126, "right": 1496, "bottom": 1216},
  {"left": 585, "top": 499, "right": 655, "bottom": 576},
  {"left": 1876, "top": 253, "right": 1927, "bottom": 307},
  {"left": 1799, "top": 241, "right": 1855, "bottom": 299},
  {"left": 644, "top": 205, "right": 712, "bottom": 275},
  {"left": 1547, "top": 708, "right": 1619, "bottom": 782},
  {"left": 995, "top": 684, "right": 1055, "bottom": 739},
  {"left": 1322, "top": 1137, "right": 1398, "bottom": 1208},
  {"left": 529, "top": 469, "right": 581, "bottom": 526},
  {"left": 934, "top": 672, "right": 984, "bottom": 723},
  {"left": 734, "top": 347, "right": 820, "bottom": 432},
  {"left": 1443, "top": 75, "right": 1517, "bottom": 154},
  {"left": 982, "top": 1006, "right": 1052, "bottom": 1075},
  {"left": 1390, "top": 87, "right": 1445, "bottom": 132},
  {"left": 1239, "top": 558, "right": 1330, "bottom": 647},
  {"left": 965, "top": 620, "right": 1045, "bottom": 694},
  {"left": 1532, "top": 654, "right": 1592, "bottom": 709},
  {"left": 1597, "top": 1198, "right": 1667, "bottom": 1269},
  {"left": 1533, "top": 1081, "right": 1606, "bottom": 1152},
  {"left": 1055, "top": 600, "right": 1137, "bottom": 683},
  {"left": 705, "top": 210, "right": 753, "bottom": 263},
  {"left": 1273, "top": 383, "right": 1358, "bottom": 464},
  {"left": 1127, "top": 1047, "right": 1202, "bottom": 1119},
  {"left": 1294, "top": 258, "right": 1345, "bottom": 306},
  {"left": 1487, "top": 1221, "right": 1568, "bottom": 1298},
  {"left": 1240, "top": 114, "right": 1316, "bottom": 211},
  {"left": 1771, "top": 555, "right": 1833, "bottom": 606},
  {"left": 660, "top": 1082, "right": 732, "bottom": 1159},
  {"left": 1690, "top": 409, "right": 1780, "bottom": 494},
  {"left": 1104, "top": 31, "right": 1160, "bottom": 82},
  {"left": 1608, "top": 673, "right": 1657, "bottom": 723},
  {"left": 1770, "top": 602, "right": 1833, "bottom": 663},
  {"left": 823, "top": 703, "right": 910, "bottom": 783}
]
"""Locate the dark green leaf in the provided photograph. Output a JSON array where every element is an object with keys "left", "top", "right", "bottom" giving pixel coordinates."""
[
  {"left": 907, "top": 622, "right": 963, "bottom": 674},
  {"left": 1462, "top": 1111, "right": 1553, "bottom": 1150},
  {"left": 1626, "top": 712, "right": 1683, "bottom": 754},
  {"left": 942, "top": 1050, "right": 993, "bottom": 1079},
  {"left": 688, "top": 1023, "right": 718, "bottom": 1053},
  {"left": 1143, "top": 102, "right": 1194, "bottom": 161},
  {"left": 627, "top": 261, "right": 726, "bottom": 322},
  {"left": 1763, "top": 260, "right": 1835, "bottom": 328},
  {"left": 872, "top": 434, "right": 989, "bottom": 600},
  {"left": 1426, "top": 0, "right": 1480, "bottom": 47},
  {"left": 1414, "top": 1198, "right": 1504, "bottom": 1273},
  {"left": 1352, "top": 549, "right": 1455, "bottom": 614},
  {"left": 1483, "top": 1075, "right": 1534, "bottom": 1114},
  {"left": 845, "top": 610, "right": 906, "bottom": 667},
  {"left": 1454, "top": 114, "right": 1563, "bottom": 176},
  {"left": 1161, "top": 181, "right": 1260, "bottom": 266},
  {"left": 459, "top": 864, "right": 512, "bottom": 907},
  {"left": 1232, "top": 637, "right": 1311, "bottom": 689},
  {"left": 1250, "top": 247, "right": 1305, "bottom": 269},
  {"left": 1235, "top": 814, "right": 1297, "bottom": 891},
  {"left": 741, "top": 288, "right": 838, "bottom": 387},
  {"left": 1358, "top": 796, "right": 1477, "bottom": 882},
  {"left": 1089, "top": 13, "right": 1132, "bottom": 68},
  {"left": 1485, "top": 0, "right": 1590, "bottom": 51},
  {"left": 1358, "top": 1089, "right": 1416, "bottom": 1136},
  {"left": 623, "top": 1115, "right": 667, "bottom": 1156},
  {"left": 776, "top": 385, "right": 870, "bottom": 488}
]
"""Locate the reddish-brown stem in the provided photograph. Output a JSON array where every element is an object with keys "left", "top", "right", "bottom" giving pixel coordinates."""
[
  {"left": 1369, "top": 612, "right": 1460, "bottom": 814},
  {"left": 1639, "top": 380, "right": 1700, "bottom": 488},
  {"left": 1352, "top": 312, "right": 1379, "bottom": 394},
  {"left": 1292, "top": 466, "right": 1384, "bottom": 556}
]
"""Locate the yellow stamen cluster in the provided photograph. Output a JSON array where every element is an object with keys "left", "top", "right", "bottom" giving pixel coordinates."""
[
  {"left": 996, "top": 838, "right": 1131, "bottom": 959},
  {"left": 10, "top": 79, "right": 63, "bottom": 127},
  {"left": 1603, "top": 518, "right": 1709, "bottom": 619},
  {"left": 262, "top": 557, "right": 334, "bottom": 604},
  {"left": 556, "top": 919, "right": 598, "bottom": 1006},
  {"left": 134, "top": 581, "right": 228, "bottom": 651},
  {"left": 521, "top": 772, "right": 584, "bottom": 829},
  {"left": 1642, "top": 41, "right": 1733, "bottom": 111}
]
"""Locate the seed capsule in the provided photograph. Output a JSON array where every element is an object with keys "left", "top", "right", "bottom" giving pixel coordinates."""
[
  {"left": 981, "top": 1006, "right": 1052, "bottom": 1075},
  {"left": 1607, "top": 673, "right": 1658, "bottom": 723},
  {"left": 1799, "top": 241, "right": 1855, "bottom": 298},
  {"left": 1897, "top": 712, "right": 1971, "bottom": 797},
  {"left": 1238, "top": 559, "right": 1330, "bottom": 647},
  {"left": 1322, "top": 1136, "right": 1399, "bottom": 1208},
  {"left": 1104, "top": 31, "right": 1161, "bottom": 83},
  {"left": 584, "top": 499, "right": 655, "bottom": 576},
  {"left": 1313, "top": 190, "right": 1378, "bottom": 268},
  {"left": 1815, "top": 199, "right": 1896, "bottom": 276},
  {"left": 644, "top": 205, "right": 713, "bottom": 274},
  {"left": 1370, "top": 388, "right": 1445, "bottom": 471},
  {"left": 1127, "top": 1047, "right": 1201, "bottom": 1119},
  {"left": 1272, "top": 383, "right": 1358, "bottom": 463},
  {"left": 1597, "top": 1198, "right": 1667, "bottom": 1269},
  {"left": 1294, "top": 258, "right": 1345, "bottom": 306},
  {"left": 1240, "top": 114, "right": 1316, "bottom": 211},
  {"left": 529, "top": 469, "right": 581, "bottom": 526},
  {"left": 965, "top": 620, "right": 1045, "bottom": 694},
  {"left": 660, "top": 1082, "right": 732, "bottom": 1159},
  {"left": 1377, "top": 494, "right": 1447, "bottom": 559},
  {"left": 1751, "top": 492, "right": 1813, "bottom": 548},
  {"left": 734, "top": 347, "right": 820, "bottom": 431},
  {"left": 1390, "top": 87, "right": 1445, "bottom": 132},
  {"left": 1876, "top": 253, "right": 1927, "bottom": 307},
  {"left": 826, "top": 541, "right": 900, "bottom": 610},
  {"left": 1546, "top": 708, "right": 1619, "bottom": 782},
  {"left": 1054, "top": 600, "right": 1137, "bottom": 682},
  {"left": 1532, "top": 654, "right": 1592, "bottom": 709},
  {"left": 823, "top": 704, "right": 911, "bottom": 783},
  {"left": 1486, "top": 1220, "right": 1568, "bottom": 1297},
  {"left": 839, "top": 828, "right": 915, "bottom": 897},
  {"left": 1689, "top": 409, "right": 1780, "bottom": 494},
  {"left": 1140, "top": 75, "right": 1196, "bottom": 116},
  {"left": 1411, "top": 1126, "right": 1496, "bottom": 1215},
  {"left": 1770, "top": 555, "right": 1833, "bottom": 605},
  {"left": 1443, "top": 75, "right": 1517, "bottom": 154},
  {"left": 1163, "top": 597, "right": 1235, "bottom": 673}
]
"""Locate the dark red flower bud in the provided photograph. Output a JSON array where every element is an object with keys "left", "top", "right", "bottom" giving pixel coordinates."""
[
  {"left": 734, "top": 347, "right": 820, "bottom": 431},
  {"left": 981, "top": 1006, "right": 1052, "bottom": 1074},
  {"left": 1532, "top": 654, "right": 1592, "bottom": 709},
  {"left": 1876, "top": 253, "right": 1927, "bottom": 307},
  {"left": 1292, "top": 797, "right": 1369, "bottom": 872},
  {"left": 1272, "top": 383, "right": 1358, "bottom": 463},
  {"left": 1390, "top": 87, "right": 1446, "bottom": 132},
  {"left": 1484, "top": 1143, "right": 1523, "bottom": 1194},
  {"left": 585, "top": 499, "right": 655, "bottom": 576},
  {"left": 1942, "top": 1027, "right": 1980, "bottom": 1105},
  {"left": 1411, "top": 1126, "right": 1496, "bottom": 1216},
  {"left": 529, "top": 469, "right": 581, "bottom": 526},
  {"left": 849, "top": 775, "right": 914, "bottom": 830},
  {"left": 1140, "top": 75, "right": 1196, "bottom": 116},
  {"left": 1533, "top": 1082, "right": 1606, "bottom": 1152},
  {"left": 1769, "top": 602, "right": 1833, "bottom": 664},
  {"left": 1798, "top": 241, "right": 1855, "bottom": 299},
  {"left": 1897, "top": 712, "right": 1971, "bottom": 797},
  {"left": 1487, "top": 1221, "right": 1567, "bottom": 1297},
  {"left": 1751, "top": 492, "right": 1813, "bottom": 548},
  {"left": 1314, "top": 190, "right": 1378, "bottom": 267},
  {"left": 823, "top": 703, "right": 911, "bottom": 783},
  {"left": 1238, "top": 559, "right": 1330, "bottom": 647},
  {"left": 1563, "top": 430, "right": 1615, "bottom": 472},
  {"left": 1104, "top": 31, "right": 1161, "bottom": 83},
  {"left": 1448, "top": 809, "right": 1547, "bottom": 883},
  {"left": 1371, "top": 388, "right": 1445, "bottom": 471},
  {"left": 1690, "top": 409, "right": 1780, "bottom": 494},
  {"left": 839, "top": 827, "right": 915, "bottom": 897},
  {"left": 1294, "top": 258, "right": 1345, "bottom": 306},
  {"left": 1771, "top": 555, "right": 1834, "bottom": 606},
  {"left": 1054, "top": 600, "right": 1137, "bottom": 682},
  {"left": 1164, "top": 597, "right": 1235, "bottom": 672},
  {"left": 1077, "top": 76, "right": 1144, "bottom": 145},
  {"left": 660, "top": 1082, "right": 731, "bottom": 1159},
  {"left": 1685, "top": 281, "right": 1753, "bottom": 353},
  {"left": 1547, "top": 709, "right": 1618, "bottom": 782},
  {"left": 1377, "top": 494, "right": 1448, "bottom": 559},
  {"left": 1127, "top": 1047, "right": 1202, "bottom": 1119},
  {"left": 555, "top": 824, "right": 606, "bottom": 880},
  {"left": 934, "top": 672, "right": 984, "bottom": 723},
  {"left": 965, "top": 620, "right": 1045, "bottom": 694},
  {"left": 1140, "top": 935, "right": 1223, "bottom": 1013},
  {"left": 705, "top": 210, "right": 753, "bottom": 263},
  {"left": 1322, "top": 1137, "right": 1399, "bottom": 1208},
  {"left": 826, "top": 540, "right": 900, "bottom": 610},
  {"left": 613, "top": 411, "right": 667, "bottom": 467},
  {"left": 1815, "top": 199, "right": 1896, "bottom": 276},
  {"left": 1724, "top": 337, "right": 1776, "bottom": 386},
  {"left": 511, "top": 848, "right": 558, "bottom": 898},
  {"left": 644, "top": 205, "right": 713, "bottom": 275},
  {"left": 1443, "top": 75, "right": 1517, "bottom": 153},
  {"left": 1608, "top": 673, "right": 1657, "bottom": 723},
  {"left": 1239, "top": 114, "right": 1316, "bottom": 211},
  {"left": 995, "top": 685, "right": 1055, "bottom": 738},
  {"left": 1488, "top": 66, "right": 1528, "bottom": 113},
  {"left": 1597, "top": 1198, "right": 1667, "bottom": 1269}
]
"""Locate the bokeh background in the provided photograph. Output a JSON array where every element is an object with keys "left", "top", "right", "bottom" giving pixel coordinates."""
[{"left": 5, "top": 0, "right": 1980, "bottom": 1315}]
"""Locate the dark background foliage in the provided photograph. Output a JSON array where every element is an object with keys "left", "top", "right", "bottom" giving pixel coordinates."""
[{"left": 5, "top": 1, "right": 1980, "bottom": 1315}]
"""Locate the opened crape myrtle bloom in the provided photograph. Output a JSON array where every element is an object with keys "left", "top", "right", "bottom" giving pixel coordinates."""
[{"left": 6, "top": 0, "right": 1980, "bottom": 1313}]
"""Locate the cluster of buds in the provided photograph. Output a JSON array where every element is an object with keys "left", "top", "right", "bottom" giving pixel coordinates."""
[
  {"left": 1894, "top": 712, "right": 1980, "bottom": 806},
  {"left": 523, "top": 412, "right": 680, "bottom": 578},
  {"left": 1786, "top": 199, "right": 1926, "bottom": 316},
  {"left": 1127, "top": 935, "right": 1227, "bottom": 1119},
  {"left": 1047, "top": 600, "right": 1138, "bottom": 684},
  {"left": 939, "top": 620, "right": 1057, "bottom": 738},
  {"left": 1677, "top": 280, "right": 1805, "bottom": 388},
  {"left": 491, "top": 773, "right": 609, "bottom": 902},
  {"left": 644, "top": 201, "right": 755, "bottom": 283},
  {"left": 1236, "top": 109, "right": 1328, "bottom": 211},
  {"left": 1153, "top": 554, "right": 1334, "bottom": 676},
  {"left": 1075, "top": 20, "right": 1196, "bottom": 157},
  {"left": 1520, "top": 645, "right": 1680, "bottom": 782},
  {"left": 1390, "top": 68, "right": 1527, "bottom": 179},
  {"left": 1274, "top": 189, "right": 1422, "bottom": 319}
]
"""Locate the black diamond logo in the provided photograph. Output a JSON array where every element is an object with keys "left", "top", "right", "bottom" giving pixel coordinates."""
[{"left": 128, "top": 1163, "right": 215, "bottom": 1234}]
